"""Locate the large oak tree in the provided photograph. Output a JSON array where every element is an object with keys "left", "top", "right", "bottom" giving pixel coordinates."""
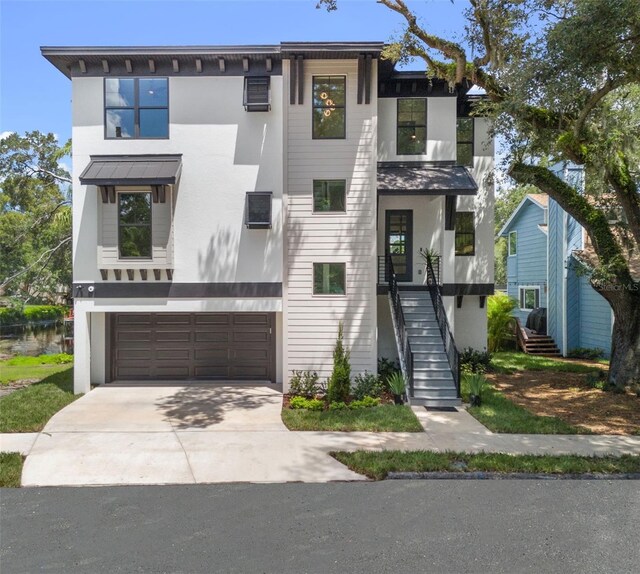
[{"left": 321, "top": 0, "right": 640, "bottom": 387}]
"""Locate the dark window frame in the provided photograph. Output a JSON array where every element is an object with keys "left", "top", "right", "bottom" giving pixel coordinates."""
[
  {"left": 455, "top": 211, "right": 475, "bottom": 256},
  {"left": 519, "top": 286, "right": 540, "bottom": 310},
  {"left": 508, "top": 230, "right": 517, "bottom": 256},
  {"left": 117, "top": 191, "right": 153, "bottom": 260},
  {"left": 104, "top": 77, "right": 169, "bottom": 140},
  {"left": 312, "top": 180, "right": 347, "bottom": 213},
  {"left": 385, "top": 210, "right": 413, "bottom": 282},
  {"left": 312, "top": 75, "right": 346, "bottom": 140},
  {"left": 397, "top": 98, "right": 427, "bottom": 155},
  {"left": 245, "top": 191, "right": 273, "bottom": 228},
  {"left": 456, "top": 117, "right": 474, "bottom": 167},
  {"left": 243, "top": 76, "right": 271, "bottom": 112},
  {"left": 313, "top": 262, "right": 347, "bottom": 296}
]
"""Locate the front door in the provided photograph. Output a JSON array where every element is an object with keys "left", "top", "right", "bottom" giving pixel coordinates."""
[{"left": 385, "top": 210, "right": 413, "bottom": 282}]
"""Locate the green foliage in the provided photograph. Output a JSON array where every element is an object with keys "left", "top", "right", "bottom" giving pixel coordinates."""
[
  {"left": 0, "top": 304, "right": 66, "bottom": 325},
  {"left": 487, "top": 293, "right": 517, "bottom": 353},
  {"left": 0, "top": 131, "right": 72, "bottom": 303},
  {"left": 1, "top": 354, "right": 74, "bottom": 384},
  {"left": 567, "top": 348, "right": 604, "bottom": 361},
  {"left": 0, "top": 453, "right": 23, "bottom": 488},
  {"left": 5, "top": 353, "right": 73, "bottom": 366},
  {"left": 460, "top": 347, "right": 492, "bottom": 374},
  {"left": 289, "top": 396, "right": 324, "bottom": 411},
  {"left": 349, "top": 396, "right": 381, "bottom": 409},
  {"left": 352, "top": 371, "right": 385, "bottom": 400},
  {"left": 465, "top": 372, "right": 487, "bottom": 397},
  {"left": 327, "top": 322, "right": 351, "bottom": 403},
  {"left": 491, "top": 352, "right": 605, "bottom": 375},
  {"left": 377, "top": 356, "right": 400, "bottom": 381},
  {"left": 387, "top": 372, "right": 406, "bottom": 396},
  {"left": 288, "top": 370, "right": 323, "bottom": 398},
  {"left": 328, "top": 401, "right": 348, "bottom": 411}
]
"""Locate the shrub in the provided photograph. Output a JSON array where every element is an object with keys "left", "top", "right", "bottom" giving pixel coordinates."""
[
  {"left": 353, "top": 371, "right": 385, "bottom": 400},
  {"left": 567, "top": 347, "right": 604, "bottom": 361},
  {"left": 585, "top": 370, "right": 612, "bottom": 391},
  {"left": 327, "top": 322, "right": 351, "bottom": 403},
  {"left": 289, "top": 370, "right": 322, "bottom": 397},
  {"left": 0, "top": 305, "right": 66, "bottom": 326},
  {"left": 387, "top": 372, "right": 406, "bottom": 396},
  {"left": 377, "top": 357, "right": 400, "bottom": 383},
  {"left": 460, "top": 347, "right": 492, "bottom": 374},
  {"left": 349, "top": 396, "right": 381, "bottom": 409},
  {"left": 329, "top": 401, "right": 348, "bottom": 411},
  {"left": 487, "top": 293, "right": 518, "bottom": 352},
  {"left": 289, "top": 397, "right": 324, "bottom": 411},
  {"left": 465, "top": 372, "right": 487, "bottom": 397}
]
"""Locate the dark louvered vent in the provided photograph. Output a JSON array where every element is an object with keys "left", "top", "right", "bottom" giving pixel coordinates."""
[
  {"left": 245, "top": 192, "right": 272, "bottom": 228},
  {"left": 243, "top": 77, "right": 271, "bottom": 111}
]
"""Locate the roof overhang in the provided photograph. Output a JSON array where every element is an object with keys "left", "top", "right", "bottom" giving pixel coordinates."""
[
  {"left": 377, "top": 164, "right": 478, "bottom": 196},
  {"left": 79, "top": 155, "right": 182, "bottom": 186},
  {"left": 497, "top": 194, "right": 547, "bottom": 237}
]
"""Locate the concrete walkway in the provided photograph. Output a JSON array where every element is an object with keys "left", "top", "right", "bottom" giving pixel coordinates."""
[{"left": 1, "top": 385, "right": 638, "bottom": 487}]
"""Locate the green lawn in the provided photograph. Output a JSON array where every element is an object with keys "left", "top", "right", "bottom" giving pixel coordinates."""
[
  {"left": 461, "top": 374, "right": 586, "bottom": 434},
  {"left": 491, "top": 352, "right": 606, "bottom": 375},
  {"left": 0, "top": 367, "right": 78, "bottom": 433},
  {"left": 281, "top": 404, "right": 424, "bottom": 432},
  {"left": 0, "top": 453, "right": 24, "bottom": 487},
  {"left": 332, "top": 450, "right": 640, "bottom": 480},
  {"left": 1, "top": 354, "right": 74, "bottom": 384}
]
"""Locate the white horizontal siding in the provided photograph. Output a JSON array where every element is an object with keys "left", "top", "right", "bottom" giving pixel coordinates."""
[{"left": 283, "top": 59, "right": 378, "bottom": 386}]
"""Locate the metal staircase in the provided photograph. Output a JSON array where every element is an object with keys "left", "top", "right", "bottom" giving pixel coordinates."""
[{"left": 386, "top": 256, "right": 461, "bottom": 408}]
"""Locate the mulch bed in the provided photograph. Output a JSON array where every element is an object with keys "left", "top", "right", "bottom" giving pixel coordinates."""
[
  {"left": 0, "top": 380, "right": 38, "bottom": 398},
  {"left": 488, "top": 366, "right": 640, "bottom": 435}
]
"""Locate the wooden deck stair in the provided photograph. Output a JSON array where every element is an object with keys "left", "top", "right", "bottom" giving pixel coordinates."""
[{"left": 515, "top": 318, "right": 561, "bottom": 356}]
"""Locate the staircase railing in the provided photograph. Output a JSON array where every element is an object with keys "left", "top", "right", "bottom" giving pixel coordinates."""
[
  {"left": 425, "top": 258, "right": 461, "bottom": 397},
  {"left": 386, "top": 255, "right": 414, "bottom": 397}
]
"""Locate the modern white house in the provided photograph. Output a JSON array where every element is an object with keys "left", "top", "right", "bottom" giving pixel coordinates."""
[{"left": 42, "top": 43, "right": 494, "bottom": 407}]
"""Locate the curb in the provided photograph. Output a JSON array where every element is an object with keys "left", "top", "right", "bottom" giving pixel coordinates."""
[{"left": 387, "top": 471, "right": 640, "bottom": 480}]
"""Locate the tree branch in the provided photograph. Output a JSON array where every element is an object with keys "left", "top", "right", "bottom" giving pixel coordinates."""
[{"left": 18, "top": 160, "right": 72, "bottom": 184}]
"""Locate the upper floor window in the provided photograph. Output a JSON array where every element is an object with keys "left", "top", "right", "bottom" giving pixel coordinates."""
[
  {"left": 456, "top": 117, "right": 474, "bottom": 167},
  {"left": 455, "top": 211, "right": 475, "bottom": 256},
  {"left": 313, "top": 262, "right": 346, "bottom": 295},
  {"left": 312, "top": 76, "right": 346, "bottom": 139},
  {"left": 519, "top": 286, "right": 540, "bottom": 310},
  {"left": 508, "top": 231, "right": 517, "bottom": 256},
  {"left": 118, "top": 193, "right": 152, "bottom": 258},
  {"left": 245, "top": 192, "right": 272, "bottom": 228},
  {"left": 244, "top": 77, "right": 271, "bottom": 112},
  {"left": 105, "top": 78, "right": 169, "bottom": 139},
  {"left": 397, "top": 99, "right": 427, "bottom": 155},
  {"left": 313, "top": 180, "right": 346, "bottom": 213}
]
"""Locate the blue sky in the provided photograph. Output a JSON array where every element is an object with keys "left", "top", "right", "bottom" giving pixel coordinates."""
[{"left": 0, "top": 0, "right": 471, "bottom": 143}]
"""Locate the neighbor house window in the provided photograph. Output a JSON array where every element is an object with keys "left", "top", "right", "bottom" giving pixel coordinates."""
[
  {"left": 456, "top": 117, "right": 474, "bottom": 167},
  {"left": 118, "top": 193, "right": 152, "bottom": 258},
  {"left": 455, "top": 212, "right": 475, "bottom": 256},
  {"left": 313, "top": 263, "right": 346, "bottom": 295},
  {"left": 508, "top": 231, "right": 517, "bottom": 256},
  {"left": 105, "top": 78, "right": 169, "bottom": 139},
  {"left": 313, "top": 180, "right": 346, "bottom": 212},
  {"left": 397, "top": 99, "right": 427, "bottom": 155},
  {"left": 519, "top": 286, "right": 540, "bottom": 310},
  {"left": 245, "top": 192, "right": 272, "bottom": 228},
  {"left": 312, "top": 76, "right": 346, "bottom": 139}
]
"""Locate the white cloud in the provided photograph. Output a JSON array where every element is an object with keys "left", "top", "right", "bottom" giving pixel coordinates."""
[{"left": 0, "top": 131, "right": 15, "bottom": 140}]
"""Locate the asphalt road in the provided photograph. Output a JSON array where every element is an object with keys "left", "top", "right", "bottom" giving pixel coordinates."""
[{"left": 1, "top": 481, "right": 638, "bottom": 574}]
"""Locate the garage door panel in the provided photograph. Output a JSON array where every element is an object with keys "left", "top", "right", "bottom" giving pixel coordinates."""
[{"left": 111, "top": 313, "right": 273, "bottom": 382}]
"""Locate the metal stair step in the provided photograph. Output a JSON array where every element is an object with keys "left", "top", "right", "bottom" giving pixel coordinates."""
[{"left": 409, "top": 396, "right": 461, "bottom": 407}]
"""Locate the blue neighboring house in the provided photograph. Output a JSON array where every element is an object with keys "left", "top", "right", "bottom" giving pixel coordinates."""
[{"left": 498, "top": 166, "right": 613, "bottom": 357}]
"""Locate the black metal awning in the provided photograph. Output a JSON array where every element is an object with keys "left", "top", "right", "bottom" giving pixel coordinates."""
[
  {"left": 79, "top": 155, "right": 182, "bottom": 186},
  {"left": 377, "top": 164, "right": 478, "bottom": 195}
]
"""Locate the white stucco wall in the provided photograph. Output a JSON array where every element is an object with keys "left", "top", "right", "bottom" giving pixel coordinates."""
[{"left": 454, "top": 296, "right": 488, "bottom": 350}]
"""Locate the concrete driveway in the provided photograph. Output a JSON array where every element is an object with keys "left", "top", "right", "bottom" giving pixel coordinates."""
[{"left": 22, "top": 385, "right": 367, "bottom": 486}]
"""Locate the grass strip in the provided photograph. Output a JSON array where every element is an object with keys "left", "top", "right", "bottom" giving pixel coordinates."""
[
  {"left": 0, "top": 367, "right": 78, "bottom": 432},
  {"left": 332, "top": 450, "right": 640, "bottom": 480},
  {"left": 281, "top": 404, "right": 423, "bottom": 432},
  {"left": 0, "top": 453, "right": 24, "bottom": 487},
  {"left": 491, "top": 352, "right": 605, "bottom": 375}
]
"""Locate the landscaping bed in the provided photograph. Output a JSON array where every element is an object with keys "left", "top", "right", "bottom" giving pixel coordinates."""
[
  {"left": 331, "top": 450, "right": 640, "bottom": 480},
  {"left": 0, "top": 367, "right": 78, "bottom": 433},
  {"left": 0, "top": 453, "right": 23, "bottom": 487}
]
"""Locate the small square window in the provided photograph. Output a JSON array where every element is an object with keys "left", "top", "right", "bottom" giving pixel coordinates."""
[
  {"left": 244, "top": 77, "right": 271, "bottom": 112},
  {"left": 508, "top": 231, "right": 517, "bottom": 256},
  {"left": 519, "top": 287, "right": 540, "bottom": 310},
  {"left": 313, "top": 180, "right": 346, "bottom": 212},
  {"left": 313, "top": 263, "right": 346, "bottom": 295},
  {"left": 245, "top": 192, "right": 272, "bottom": 228}
]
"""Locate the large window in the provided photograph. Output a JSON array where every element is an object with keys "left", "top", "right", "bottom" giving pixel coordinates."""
[
  {"left": 118, "top": 193, "right": 152, "bottom": 258},
  {"left": 456, "top": 117, "right": 474, "bottom": 167},
  {"left": 455, "top": 211, "right": 475, "bottom": 256},
  {"left": 313, "top": 180, "right": 346, "bottom": 212},
  {"left": 312, "top": 76, "right": 346, "bottom": 139},
  {"left": 508, "top": 231, "right": 517, "bottom": 256},
  {"left": 105, "top": 78, "right": 169, "bottom": 139},
  {"left": 313, "top": 263, "right": 346, "bottom": 295},
  {"left": 519, "top": 286, "right": 540, "bottom": 310},
  {"left": 397, "top": 99, "right": 427, "bottom": 155}
]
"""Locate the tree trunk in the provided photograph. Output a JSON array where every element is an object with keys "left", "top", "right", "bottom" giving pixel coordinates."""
[{"left": 605, "top": 288, "right": 640, "bottom": 388}]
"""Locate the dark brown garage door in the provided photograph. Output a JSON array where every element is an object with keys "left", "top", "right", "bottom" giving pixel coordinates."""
[{"left": 110, "top": 313, "right": 275, "bottom": 382}]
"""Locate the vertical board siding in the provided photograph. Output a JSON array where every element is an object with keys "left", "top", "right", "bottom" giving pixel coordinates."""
[{"left": 284, "top": 59, "right": 377, "bottom": 382}]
